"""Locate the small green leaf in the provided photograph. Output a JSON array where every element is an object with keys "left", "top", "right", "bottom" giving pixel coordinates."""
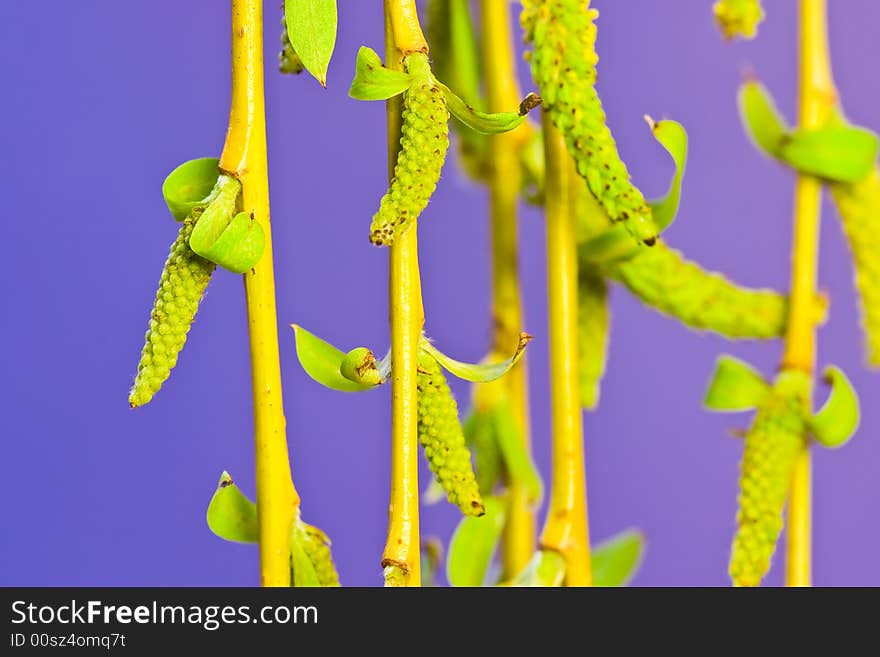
[
  {"left": 348, "top": 46, "right": 413, "bottom": 101},
  {"left": 510, "top": 550, "right": 566, "bottom": 587},
  {"left": 206, "top": 472, "right": 258, "bottom": 544},
  {"left": 738, "top": 79, "right": 791, "bottom": 159},
  {"left": 439, "top": 81, "right": 541, "bottom": 135},
  {"left": 493, "top": 401, "right": 543, "bottom": 505},
  {"left": 447, "top": 497, "right": 506, "bottom": 587},
  {"left": 162, "top": 158, "right": 220, "bottom": 222},
  {"left": 420, "top": 333, "right": 532, "bottom": 383},
  {"left": 292, "top": 325, "right": 378, "bottom": 392},
  {"left": 647, "top": 118, "right": 689, "bottom": 232},
  {"left": 809, "top": 366, "right": 860, "bottom": 448},
  {"left": 592, "top": 529, "right": 646, "bottom": 587},
  {"left": 704, "top": 355, "right": 770, "bottom": 412},
  {"left": 284, "top": 0, "right": 337, "bottom": 87},
  {"left": 464, "top": 409, "right": 504, "bottom": 496},
  {"left": 780, "top": 123, "right": 879, "bottom": 183}
]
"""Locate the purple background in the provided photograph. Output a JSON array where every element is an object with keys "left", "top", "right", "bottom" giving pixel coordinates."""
[{"left": 2, "top": 1, "right": 878, "bottom": 587}]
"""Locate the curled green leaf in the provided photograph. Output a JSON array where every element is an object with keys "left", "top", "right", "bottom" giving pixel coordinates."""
[
  {"left": 420, "top": 332, "right": 531, "bottom": 383},
  {"left": 292, "top": 325, "right": 379, "bottom": 392},
  {"left": 206, "top": 472, "right": 258, "bottom": 544},
  {"left": 279, "top": 7, "right": 305, "bottom": 75},
  {"left": 284, "top": 0, "right": 337, "bottom": 87},
  {"left": 704, "top": 355, "right": 771, "bottom": 412},
  {"left": 510, "top": 550, "right": 566, "bottom": 587},
  {"left": 439, "top": 81, "right": 540, "bottom": 135},
  {"left": 592, "top": 529, "right": 646, "bottom": 587},
  {"left": 647, "top": 118, "right": 688, "bottom": 232},
  {"left": 809, "top": 366, "right": 860, "bottom": 448},
  {"left": 188, "top": 176, "right": 266, "bottom": 274},
  {"left": 739, "top": 80, "right": 879, "bottom": 183},
  {"left": 348, "top": 46, "right": 413, "bottom": 101},
  {"left": 162, "top": 157, "right": 220, "bottom": 222},
  {"left": 447, "top": 496, "right": 506, "bottom": 587}
]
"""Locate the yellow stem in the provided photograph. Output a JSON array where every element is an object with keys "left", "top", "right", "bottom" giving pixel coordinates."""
[
  {"left": 480, "top": 0, "right": 535, "bottom": 580},
  {"left": 220, "top": 0, "right": 298, "bottom": 587},
  {"left": 782, "top": 0, "right": 836, "bottom": 588},
  {"left": 540, "top": 117, "right": 591, "bottom": 586},
  {"left": 381, "top": 0, "right": 425, "bottom": 587}
]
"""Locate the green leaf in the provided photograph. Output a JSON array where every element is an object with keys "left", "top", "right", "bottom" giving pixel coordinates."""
[
  {"left": 780, "top": 123, "right": 879, "bottom": 183},
  {"left": 463, "top": 409, "right": 504, "bottom": 496},
  {"left": 206, "top": 472, "right": 258, "bottom": 544},
  {"left": 704, "top": 355, "right": 770, "bottom": 412},
  {"left": 348, "top": 46, "right": 413, "bottom": 101},
  {"left": 738, "top": 79, "right": 791, "bottom": 159},
  {"left": 510, "top": 550, "right": 566, "bottom": 587},
  {"left": 284, "top": 0, "right": 337, "bottom": 87},
  {"left": 647, "top": 118, "right": 689, "bottom": 231},
  {"left": 420, "top": 333, "right": 532, "bottom": 383},
  {"left": 493, "top": 400, "right": 543, "bottom": 504},
  {"left": 447, "top": 496, "right": 506, "bottom": 587},
  {"left": 739, "top": 80, "right": 879, "bottom": 183},
  {"left": 439, "top": 81, "right": 541, "bottom": 134},
  {"left": 162, "top": 158, "right": 220, "bottom": 222},
  {"left": 292, "top": 325, "right": 379, "bottom": 392},
  {"left": 809, "top": 366, "right": 860, "bottom": 448},
  {"left": 592, "top": 529, "right": 646, "bottom": 587}
]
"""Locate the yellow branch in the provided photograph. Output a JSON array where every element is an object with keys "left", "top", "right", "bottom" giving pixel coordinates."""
[
  {"left": 381, "top": 0, "right": 425, "bottom": 587},
  {"left": 540, "top": 117, "right": 591, "bottom": 586},
  {"left": 480, "top": 0, "right": 535, "bottom": 580},
  {"left": 782, "top": 0, "right": 836, "bottom": 588},
  {"left": 220, "top": 0, "right": 298, "bottom": 587}
]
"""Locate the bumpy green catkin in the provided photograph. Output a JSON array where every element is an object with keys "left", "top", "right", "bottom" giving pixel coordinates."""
[
  {"left": 521, "top": 0, "right": 657, "bottom": 245},
  {"left": 129, "top": 215, "right": 215, "bottom": 408},
  {"left": 299, "top": 523, "right": 341, "bottom": 587},
  {"left": 370, "top": 53, "right": 450, "bottom": 246},
  {"left": 578, "top": 266, "right": 610, "bottom": 409},
  {"left": 729, "top": 370, "right": 809, "bottom": 587},
  {"left": 713, "top": 0, "right": 765, "bottom": 40},
  {"left": 417, "top": 351, "right": 485, "bottom": 516},
  {"left": 604, "top": 241, "right": 792, "bottom": 339},
  {"left": 831, "top": 169, "right": 880, "bottom": 366}
]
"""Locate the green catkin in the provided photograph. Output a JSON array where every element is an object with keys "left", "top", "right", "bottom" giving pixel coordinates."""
[
  {"left": 604, "top": 241, "right": 792, "bottom": 339},
  {"left": 298, "top": 523, "right": 341, "bottom": 587},
  {"left": 370, "top": 53, "right": 450, "bottom": 246},
  {"left": 521, "top": 0, "right": 658, "bottom": 245},
  {"left": 279, "top": 9, "right": 304, "bottom": 75},
  {"left": 578, "top": 265, "right": 610, "bottom": 410},
  {"left": 713, "top": 0, "right": 765, "bottom": 40},
  {"left": 830, "top": 169, "right": 880, "bottom": 366},
  {"left": 417, "top": 351, "right": 485, "bottom": 516},
  {"left": 129, "top": 214, "right": 216, "bottom": 408},
  {"left": 729, "top": 370, "right": 809, "bottom": 587}
]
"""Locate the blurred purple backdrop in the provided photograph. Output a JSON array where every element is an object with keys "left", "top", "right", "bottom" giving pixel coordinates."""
[{"left": 2, "top": 1, "right": 878, "bottom": 587}]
